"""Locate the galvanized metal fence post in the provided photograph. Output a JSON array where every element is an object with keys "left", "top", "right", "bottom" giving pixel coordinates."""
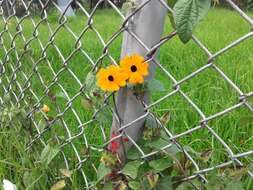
[{"left": 110, "top": 0, "right": 167, "bottom": 163}]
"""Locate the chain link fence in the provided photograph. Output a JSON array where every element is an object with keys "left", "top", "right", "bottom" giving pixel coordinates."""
[{"left": 0, "top": 0, "right": 253, "bottom": 189}]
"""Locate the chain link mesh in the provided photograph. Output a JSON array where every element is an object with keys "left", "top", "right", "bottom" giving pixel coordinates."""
[{"left": 0, "top": 0, "right": 253, "bottom": 188}]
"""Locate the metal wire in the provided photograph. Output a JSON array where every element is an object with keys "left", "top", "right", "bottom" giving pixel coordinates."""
[{"left": 0, "top": 0, "right": 252, "bottom": 188}]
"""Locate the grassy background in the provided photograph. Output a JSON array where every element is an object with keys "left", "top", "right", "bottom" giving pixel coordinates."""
[{"left": 0, "top": 7, "right": 253, "bottom": 189}]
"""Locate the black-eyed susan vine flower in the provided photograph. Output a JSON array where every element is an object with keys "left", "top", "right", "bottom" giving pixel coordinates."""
[
  {"left": 96, "top": 54, "right": 149, "bottom": 92},
  {"left": 96, "top": 65, "right": 128, "bottom": 92},
  {"left": 42, "top": 104, "right": 50, "bottom": 113},
  {"left": 120, "top": 54, "right": 148, "bottom": 85}
]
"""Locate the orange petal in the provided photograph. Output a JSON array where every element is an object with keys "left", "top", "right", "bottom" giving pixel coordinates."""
[
  {"left": 131, "top": 54, "right": 144, "bottom": 63},
  {"left": 108, "top": 65, "right": 120, "bottom": 73},
  {"left": 107, "top": 82, "right": 120, "bottom": 92},
  {"left": 97, "top": 79, "right": 108, "bottom": 91},
  {"left": 115, "top": 76, "right": 126, "bottom": 87},
  {"left": 129, "top": 73, "right": 144, "bottom": 84},
  {"left": 138, "top": 62, "right": 149, "bottom": 76},
  {"left": 120, "top": 55, "right": 132, "bottom": 68},
  {"left": 96, "top": 68, "right": 108, "bottom": 78}
]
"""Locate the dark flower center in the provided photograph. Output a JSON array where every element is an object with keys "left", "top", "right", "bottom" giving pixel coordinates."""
[
  {"left": 108, "top": 75, "right": 114, "bottom": 82},
  {"left": 131, "top": 65, "right": 137, "bottom": 72}
]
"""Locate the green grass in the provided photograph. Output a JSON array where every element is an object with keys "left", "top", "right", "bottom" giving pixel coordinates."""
[{"left": 0, "top": 8, "right": 253, "bottom": 189}]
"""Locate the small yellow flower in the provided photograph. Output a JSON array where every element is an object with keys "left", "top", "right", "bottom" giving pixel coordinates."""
[
  {"left": 120, "top": 54, "right": 149, "bottom": 85},
  {"left": 96, "top": 65, "right": 128, "bottom": 92},
  {"left": 42, "top": 104, "right": 50, "bottom": 113}
]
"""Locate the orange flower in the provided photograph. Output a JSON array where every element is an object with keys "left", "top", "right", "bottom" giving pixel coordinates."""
[
  {"left": 42, "top": 104, "right": 50, "bottom": 113},
  {"left": 120, "top": 54, "right": 149, "bottom": 85},
  {"left": 96, "top": 65, "right": 128, "bottom": 92}
]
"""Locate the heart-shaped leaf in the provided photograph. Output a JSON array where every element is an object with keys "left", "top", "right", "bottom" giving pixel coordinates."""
[
  {"left": 97, "top": 163, "right": 111, "bottom": 182},
  {"left": 149, "top": 157, "right": 173, "bottom": 172},
  {"left": 122, "top": 160, "right": 142, "bottom": 179},
  {"left": 173, "top": 0, "right": 211, "bottom": 43},
  {"left": 40, "top": 144, "right": 60, "bottom": 167}
]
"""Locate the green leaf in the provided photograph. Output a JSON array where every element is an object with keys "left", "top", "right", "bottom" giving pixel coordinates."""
[
  {"left": 97, "top": 163, "right": 111, "bottom": 182},
  {"left": 137, "top": 162, "right": 152, "bottom": 178},
  {"left": 40, "top": 144, "right": 60, "bottom": 167},
  {"left": 167, "top": 0, "right": 178, "bottom": 7},
  {"left": 148, "top": 138, "right": 181, "bottom": 156},
  {"left": 122, "top": 160, "right": 142, "bottom": 179},
  {"left": 128, "top": 181, "right": 141, "bottom": 190},
  {"left": 173, "top": 0, "right": 211, "bottom": 43},
  {"left": 206, "top": 175, "right": 244, "bottom": 190},
  {"left": 147, "top": 138, "right": 168, "bottom": 150},
  {"left": 175, "top": 182, "right": 193, "bottom": 190},
  {"left": 127, "top": 147, "right": 142, "bottom": 160},
  {"left": 160, "top": 130, "right": 170, "bottom": 140},
  {"left": 155, "top": 176, "right": 173, "bottom": 190},
  {"left": 147, "top": 79, "right": 165, "bottom": 93},
  {"left": 146, "top": 115, "right": 159, "bottom": 128},
  {"left": 149, "top": 157, "right": 173, "bottom": 172},
  {"left": 95, "top": 107, "right": 112, "bottom": 125},
  {"left": 141, "top": 176, "right": 152, "bottom": 189}
]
